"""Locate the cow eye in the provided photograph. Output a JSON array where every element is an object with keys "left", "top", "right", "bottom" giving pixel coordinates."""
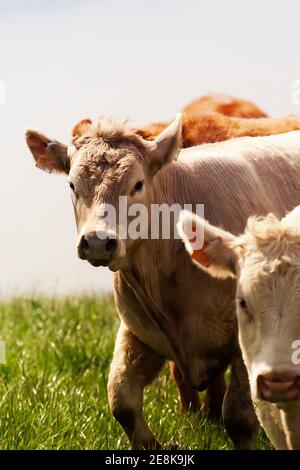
[
  {"left": 69, "top": 182, "right": 75, "bottom": 192},
  {"left": 239, "top": 299, "right": 247, "bottom": 309},
  {"left": 237, "top": 298, "right": 253, "bottom": 321},
  {"left": 133, "top": 180, "right": 144, "bottom": 193}
]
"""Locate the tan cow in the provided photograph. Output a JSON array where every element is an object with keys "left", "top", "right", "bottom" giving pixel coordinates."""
[
  {"left": 25, "top": 119, "right": 300, "bottom": 450},
  {"left": 71, "top": 93, "right": 268, "bottom": 416},
  {"left": 178, "top": 203, "right": 300, "bottom": 449}
]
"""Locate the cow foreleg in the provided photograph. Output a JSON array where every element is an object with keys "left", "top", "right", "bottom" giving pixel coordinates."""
[
  {"left": 108, "top": 324, "right": 165, "bottom": 449},
  {"left": 169, "top": 361, "right": 200, "bottom": 413},
  {"left": 169, "top": 363, "right": 225, "bottom": 420},
  {"left": 202, "top": 372, "right": 227, "bottom": 420},
  {"left": 222, "top": 346, "right": 259, "bottom": 450}
]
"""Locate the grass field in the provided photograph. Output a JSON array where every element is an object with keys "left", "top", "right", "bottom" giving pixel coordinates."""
[{"left": 0, "top": 296, "right": 273, "bottom": 450}]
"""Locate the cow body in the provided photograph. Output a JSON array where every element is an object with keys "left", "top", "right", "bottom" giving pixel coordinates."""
[
  {"left": 115, "top": 131, "right": 300, "bottom": 383},
  {"left": 26, "top": 92, "right": 269, "bottom": 431},
  {"left": 108, "top": 130, "right": 300, "bottom": 449},
  {"left": 130, "top": 95, "right": 300, "bottom": 420},
  {"left": 137, "top": 112, "right": 300, "bottom": 148},
  {"left": 136, "top": 92, "right": 268, "bottom": 141}
]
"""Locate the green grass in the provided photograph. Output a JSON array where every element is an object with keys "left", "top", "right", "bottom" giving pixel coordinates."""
[{"left": 0, "top": 296, "right": 272, "bottom": 450}]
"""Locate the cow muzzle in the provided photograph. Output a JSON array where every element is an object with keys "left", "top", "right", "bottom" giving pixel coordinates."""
[
  {"left": 257, "top": 371, "right": 300, "bottom": 403},
  {"left": 77, "top": 230, "right": 118, "bottom": 267}
]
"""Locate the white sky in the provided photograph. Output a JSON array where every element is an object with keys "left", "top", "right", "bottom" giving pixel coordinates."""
[{"left": 1, "top": 0, "right": 300, "bottom": 297}]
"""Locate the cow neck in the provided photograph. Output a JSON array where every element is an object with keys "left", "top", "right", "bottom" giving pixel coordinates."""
[{"left": 121, "top": 267, "right": 189, "bottom": 379}]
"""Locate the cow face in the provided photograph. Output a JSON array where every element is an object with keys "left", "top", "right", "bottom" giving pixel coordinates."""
[
  {"left": 25, "top": 115, "right": 182, "bottom": 270},
  {"left": 178, "top": 209, "right": 300, "bottom": 404}
]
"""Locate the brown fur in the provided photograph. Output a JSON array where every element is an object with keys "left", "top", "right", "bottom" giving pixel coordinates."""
[
  {"left": 169, "top": 361, "right": 200, "bottom": 413},
  {"left": 136, "top": 92, "right": 268, "bottom": 142},
  {"left": 137, "top": 112, "right": 300, "bottom": 148},
  {"left": 182, "top": 93, "right": 267, "bottom": 118}
]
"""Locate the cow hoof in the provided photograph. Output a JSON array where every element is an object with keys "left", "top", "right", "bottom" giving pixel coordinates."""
[
  {"left": 135, "top": 439, "right": 161, "bottom": 450},
  {"left": 233, "top": 438, "right": 255, "bottom": 450}
]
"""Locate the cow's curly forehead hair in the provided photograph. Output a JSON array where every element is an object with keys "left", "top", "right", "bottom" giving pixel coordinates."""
[
  {"left": 234, "top": 211, "right": 300, "bottom": 275},
  {"left": 71, "top": 115, "right": 148, "bottom": 154},
  {"left": 68, "top": 116, "right": 148, "bottom": 193}
]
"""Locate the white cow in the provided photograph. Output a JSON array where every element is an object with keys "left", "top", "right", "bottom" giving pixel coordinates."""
[{"left": 178, "top": 206, "right": 300, "bottom": 449}]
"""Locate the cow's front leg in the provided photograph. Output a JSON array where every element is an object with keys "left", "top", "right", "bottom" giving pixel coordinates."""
[
  {"left": 222, "top": 345, "right": 259, "bottom": 450},
  {"left": 202, "top": 372, "right": 227, "bottom": 420},
  {"left": 169, "top": 362, "right": 226, "bottom": 419},
  {"left": 108, "top": 324, "right": 165, "bottom": 449},
  {"left": 169, "top": 361, "right": 200, "bottom": 413}
]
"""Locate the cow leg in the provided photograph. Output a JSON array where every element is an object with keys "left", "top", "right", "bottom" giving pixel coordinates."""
[
  {"left": 170, "top": 362, "right": 226, "bottom": 419},
  {"left": 202, "top": 372, "right": 227, "bottom": 420},
  {"left": 222, "top": 345, "right": 259, "bottom": 450},
  {"left": 108, "top": 324, "right": 165, "bottom": 449},
  {"left": 169, "top": 361, "right": 200, "bottom": 413}
]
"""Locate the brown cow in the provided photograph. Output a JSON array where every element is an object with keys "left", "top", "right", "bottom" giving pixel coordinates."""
[
  {"left": 137, "top": 112, "right": 300, "bottom": 147},
  {"left": 137, "top": 92, "right": 268, "bottom": 141}
]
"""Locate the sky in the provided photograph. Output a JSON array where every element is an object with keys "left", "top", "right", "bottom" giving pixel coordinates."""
[{"left": 1, "top": 0, "right": 300, "bottom": 297}]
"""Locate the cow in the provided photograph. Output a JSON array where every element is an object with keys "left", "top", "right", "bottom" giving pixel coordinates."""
[
  {"left": 137, "top": 112, "right": 300, "bottom": 148},
  {"left": 64, "top": 93, "right": 271, "bottom": 419},
  {"left": 178, "top": 202, "right": 300, "bottom": 449},
  {"left": 135, "top": 92, "right": 268, "bottom": 142},
  {"left": 137, "top": 93, "right": 268, "bottom": 142},
  {"left": 25, "top": 118, "right": 300, "bottom": 451},
  {"left": 25, "top": 115, "right": 259, "bottom": 449}
]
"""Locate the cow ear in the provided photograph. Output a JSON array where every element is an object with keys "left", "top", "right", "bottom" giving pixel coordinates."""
[
  {"left": 177, "top": 210, "right": 237, "bottom": 279},
  {"left": 72, "top": 118, "right": 92, "bottom": 141},
  {"left": 25, "top": 129, "right": 69, "bottom": 174},
  {"left": 145, "top": 114, "right": 182, "bottom": 176}
]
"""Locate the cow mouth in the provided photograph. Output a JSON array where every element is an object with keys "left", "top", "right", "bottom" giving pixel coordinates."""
[
  {"left": 258, "top": 379, "right": 300, "bottom": 403},
  {"left": 87, "top": 259, "right": 110, "bottom": 267}
]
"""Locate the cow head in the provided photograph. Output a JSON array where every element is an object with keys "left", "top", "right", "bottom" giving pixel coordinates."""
[
  {"left": 178, "top": 208, "right": 300, "bottom": 404},
  {"left": 25, "top": 115, "right": 182, "bottom": 270}
]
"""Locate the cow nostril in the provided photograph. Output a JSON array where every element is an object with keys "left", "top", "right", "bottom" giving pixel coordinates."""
[
  {"left": 80, "top": 236, "right": 89, "bottom": 252},
  {"left": 105, "top": 238, "right": 117, "bottom": 253}
]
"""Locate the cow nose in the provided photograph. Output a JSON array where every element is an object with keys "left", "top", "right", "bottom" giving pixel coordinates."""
[
  {"left": 257, "top": 372, "right": 300, "bottom": 402},
  {"left": 78, "top": 232, "right": 117, "bottom": 265},
  {"left": 104, "top": 237, "right": 118, "bottom": 253},
  {"left": 79, "top": 236, "right": 90, "bottom": 253}
]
